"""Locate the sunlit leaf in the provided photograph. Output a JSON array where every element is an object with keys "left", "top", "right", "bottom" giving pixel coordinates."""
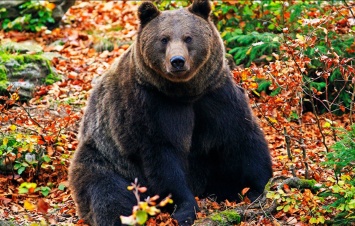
[
  {"left": 283, "top": 204, "right": 290, "bottom": 212},
  {"left": 3, "top": 137, "right": 8, "bottom": 146},
  {"left": 127, "top": 185, "right": 134, "bottom": 191},
  {"left": 58, "top": 184, "right": 66, "bottom": 191},
  {"left": 24, "top": 200, "right": 36, "bottom": 211},
  {"left": 9, "top": 124, "right": 17, "bottom": 131},
  {"left": 309, "top": 217, "right": 317, "bottom": 224},
  {"left": 136, "top": 210, "right": 148, "bottom": 224},
  {"left": 42, "top": 155, "right": 51, "bottom": 163}
]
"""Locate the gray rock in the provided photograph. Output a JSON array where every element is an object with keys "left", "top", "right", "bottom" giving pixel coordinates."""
[
  {"left": 49, "top": 0, "right": 77, "bottom": 29},
  {"left": 1, "top": 56, "right": 61, "bottom": 99},
  {"left": 1, "top": 40, "right": 43, "bottom": 53},
  {"left": 0, "top": 1, "right": 25, "bottom": 19}
]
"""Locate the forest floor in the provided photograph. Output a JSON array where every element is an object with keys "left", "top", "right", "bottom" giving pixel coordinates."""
[{"left": 0, "top": 1, "right": 351, "bottom": 226}]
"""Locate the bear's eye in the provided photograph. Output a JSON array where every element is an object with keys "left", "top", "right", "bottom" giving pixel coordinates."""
[
  {"left": 184, "top": 36, "right": 192, "bottom": 43},
  {"left": 161, "top": 38, "right": 169, "bottom": 44}
]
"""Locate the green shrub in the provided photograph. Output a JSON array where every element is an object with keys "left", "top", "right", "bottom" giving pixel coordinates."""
[
  {"left": 154, "top": 0, "right": 191, "bottom": 11},
  {"left": 0, "top": 132, "right": 51, "bottom": 175},
  {"left": 1, "top": 1, "right": 55, "bottom": 32},
  {"left": 324, "top": 125, "right": 355, "bottom": 175},
  {"left": 321, "top": 125, "right": 355, "bottom": 224},
  {"left": 227, "top": 31, "right": 280, "bottom": 66}
]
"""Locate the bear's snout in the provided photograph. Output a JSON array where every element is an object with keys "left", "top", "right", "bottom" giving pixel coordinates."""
[{"left": 170, "top": 56, "right": 186, "bottom": 70}]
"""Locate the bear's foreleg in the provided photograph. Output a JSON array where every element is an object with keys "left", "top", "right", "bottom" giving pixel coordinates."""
[
  {"left": 140, "top": 147, "right": 198, "bottom": 225},
  {"left": 69, "top": 142, "right": 137, "bottom": 226}
]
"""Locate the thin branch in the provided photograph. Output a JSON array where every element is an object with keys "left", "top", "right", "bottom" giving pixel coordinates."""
[
  {"left": 343, "top": 0, "right": 355, "bottom": 18},
  {"left": 308, "top": 85, "right": 330, "bottom": 153}
]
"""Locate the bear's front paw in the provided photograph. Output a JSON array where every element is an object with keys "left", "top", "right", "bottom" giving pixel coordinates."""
[
  {"left": 172, "top": 202, "right": 198, "bottom": 226},
  {"left": 178, "top": 218, "right": 194, "bottom": 226}
]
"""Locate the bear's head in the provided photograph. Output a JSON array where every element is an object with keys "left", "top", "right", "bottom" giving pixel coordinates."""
[{"left": 136, "top": 0, "right": 225, "bottom": 84}]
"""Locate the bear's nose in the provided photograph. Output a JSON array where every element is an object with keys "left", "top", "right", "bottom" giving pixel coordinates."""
[{"left": 170, "top": 56, "right": 185, "bottom": 70}]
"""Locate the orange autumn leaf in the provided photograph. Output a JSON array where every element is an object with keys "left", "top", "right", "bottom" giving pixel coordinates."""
[
  {"left": 242, "top": 187, "right": 250, "bottom": 195},
  {"left": 45, "top": 2, "right": 56, "bottom": 11}
]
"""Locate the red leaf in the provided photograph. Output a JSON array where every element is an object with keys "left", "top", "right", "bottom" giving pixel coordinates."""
[{"left": 37, "top": 199, "right": 49, "bottom": 214}]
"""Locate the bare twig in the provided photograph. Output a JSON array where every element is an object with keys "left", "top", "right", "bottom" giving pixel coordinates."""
[
  {"left": 308, "top": 85, "right": 329, "bottom": 153},
  {"left": 343, "top": 0, "right": 355, "bottom": 18}
]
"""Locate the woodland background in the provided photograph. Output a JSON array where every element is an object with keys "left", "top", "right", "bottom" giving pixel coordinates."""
[{"left": 0, "top": 1, "right": 355, "bottom": 225}]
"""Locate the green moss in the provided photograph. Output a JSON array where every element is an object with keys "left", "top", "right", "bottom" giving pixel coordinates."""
[
  {"left": 210, "top": 213, "right": 223, "bottom": 222},
  {"left": 23, "top": 54, "right": 46, "bottom": 63},
  {"left": 221, "top": 210, "right": 241, "bottom": 222},
  {"left": 0, "top": 49, "right": 60, "bottom": 85},
  {"left": 0, "top": 80, "right": 8, "bottom": 91},
  {"left": 0, "top": 65, "right": 7, "bottom": 81},
  {"left": 299, "top": 179, "right": 317, "bottom": 190},
  {"left": 0, "top": 51, "right": 14, "bottom": 62},
  {"left": 45, "top": 72, "right": 61, "bottom": 85},
  {"left": 0, "top": 49, "right": 50, "bottom": 67},
  {"left": 209, "top": 210, "right": 241, "bottom": 225},
  {"left": 0, "top": 64, "right": 8, "bottom": 91}
]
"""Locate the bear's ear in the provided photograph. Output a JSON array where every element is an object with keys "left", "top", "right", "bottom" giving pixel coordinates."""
[
  {"left": 138, "top": 2, "right": 160, "bottom": 27},
  {"left": 188, "top": 0, "right": 211, "bottom": 20}
]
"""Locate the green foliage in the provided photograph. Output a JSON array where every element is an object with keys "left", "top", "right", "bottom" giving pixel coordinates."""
[
  {"left": 301, "top": 29, "right": 355, "bottom": 114},
  {"left": 213, "top": 1, "right": 323, "bottom": 34},
  {"left": 36, "top": 186, "right": 51, "bottom": 196},
  {"left": 154, "top": 0, "right": 191, "bottom": 11},
  {"left": 19, "top": 182, "right": 37, "bottom": 194},
  {"left": 320, "top": 176, "right": 355, "bottom": 225},
  {"left": 1, "top": 1, "right": 55, "bottom": 32},
  {"left": 211, "top": 1, "right": 323, "bottom": 66},
  {"left": 19, "top": 182, "right": 51, "bottom": 196},
  {"left": 209, "top": 210, "right": 241, "bottom": 225},
  {"left": 227, "top": 32, "right": 280, "bottom": 66},
  {"left": 0, "top": 131, "right": 47, "bottom": 175},
  {"left": 267, "top": 187, "right": 326, "bottom": 224},
  {"left": 324, "top": 125, "right": 355, "bottom": 176},
  {"left": 58, "top": 183, "right": 66, "bottom": 191},
  {"left": 320, "top": 125, "right": 355, "bottom": 224}
]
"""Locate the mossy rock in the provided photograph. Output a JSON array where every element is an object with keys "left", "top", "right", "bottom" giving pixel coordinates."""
[{"left": 0, "top": 44, "right": 61, "bottom": 99}]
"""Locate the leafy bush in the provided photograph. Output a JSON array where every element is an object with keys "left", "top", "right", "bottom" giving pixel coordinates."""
[
  {"left": 303, "top": 34, "right": 355, "bottom": 114},
  {"left": 212, "top": 1, "right": 326, "bottom": 35},
  {"left": 227, "top": 31, "right": 280, "bottom": 66},
  {"left": 0, "top": 130, "right": 51, "bottom": 175},
  {"left": 154, "top": 0, "right": 191, "bottom": 11},
  {"left": 324, "top": 125, "right": 355, "bottom": 176},
  {"left": 266, "top": 187, "right": 326, "bottom": 224},
  {"left": 0, "top": 1, "right": 56, "bottom": 32},
  {"left": 320, "top": 125, "right": 355, "bottom": 224}
]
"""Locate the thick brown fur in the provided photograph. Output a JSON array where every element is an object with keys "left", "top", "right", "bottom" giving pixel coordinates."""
[{"left": 69, "top": 1, "right": 272, "bottom": 226}]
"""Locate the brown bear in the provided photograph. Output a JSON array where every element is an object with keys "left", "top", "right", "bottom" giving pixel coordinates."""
[{"left": 69, "top": 1, "right": 273, "bottom": 226}]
